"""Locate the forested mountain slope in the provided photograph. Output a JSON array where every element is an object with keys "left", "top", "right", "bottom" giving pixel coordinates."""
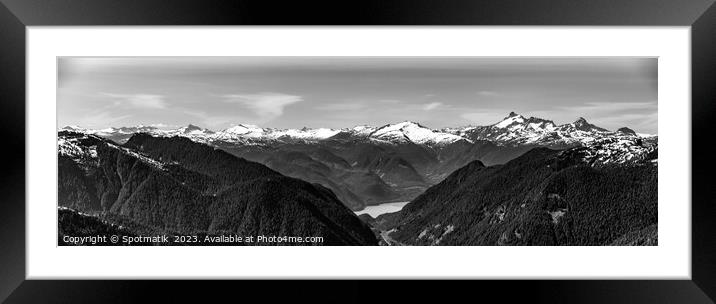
[
  {"left": 63, "top": 113, "right": 655, "bottom": 212},
  {"left": 57, "top": 131, "right": 377, "bottom": 246},
  {"left": 373, "top": 145, "right": 658, "bottom": 246}
]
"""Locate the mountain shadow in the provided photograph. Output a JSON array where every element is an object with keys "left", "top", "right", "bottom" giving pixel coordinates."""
[
  {"left": 57, "top": 131, "right": 377, "bottom": 246},
  {"left": 373, "top": 147, "right": 657, "bottom": 246}
]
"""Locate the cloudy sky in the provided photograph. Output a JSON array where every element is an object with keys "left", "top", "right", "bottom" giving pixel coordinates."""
[{"left": 58, "top": 57, "right": 657, "bottom": 133}]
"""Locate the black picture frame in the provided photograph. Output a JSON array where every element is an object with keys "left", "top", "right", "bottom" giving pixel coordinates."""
[{"left": 1, "top": 0, "right": 714, "bottom": 303}]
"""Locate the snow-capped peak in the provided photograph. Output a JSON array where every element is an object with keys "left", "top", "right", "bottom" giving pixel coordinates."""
[
  {"left": 223, "top": 124, "right": 264, "bottom": 135},
  {"left": 59, "top": 113, "right": 648, "bottom": 149},
  {"left": 373, "top": 121, "right": 425, "bottom": 134},
  {"left": 213, "top": 124, "right": 341, "bottom": 143},
  {"left": 210, "top": 124, "right": 267, "bottom": 142},
  {"left": 62, "top": 125, "right": 84, "bottom": 131},
  {"left": 370, "top": 121, "right": 466, "bottom": 145},
  {"left": 175, "top": 124, "right": 213, "bottom": 135},
  {"left": 114, "top": 125, "right": 158, "bottom": 134},
  {"left": 570, "top": 117, "right": 608, "bottom": 132},
  {"left": 491, "top": 112, "right": 557, "bottom": 133},
  {"left": 349, "top": 125, "right": 377, "bottom": 136},
  {"left": 273, "top": 127, "right": 341, "bottom": 140},
  {"left": 494, "top": 112, "right": 526, "bottom": 128},
  {"left": 445, "top": 112, "right": 628, "bottom": 147},
  {"left": 182, "top": 124, "right": 202, "bottom": 132}
]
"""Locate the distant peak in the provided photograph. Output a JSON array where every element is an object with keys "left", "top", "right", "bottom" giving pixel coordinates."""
[
  {"left": 381, "top": 121, "right": 427, "bottom": 129},
  {"left": 499, "top": 111, "right": 526, "bottom": 122},
  {"left": 227, "top": 123, "right": 260, "bottom": 129},
  {"left": 224, "top": 124, "right": 263, "bottom": 134},
  {"left": 506, "top": 111, "right": 522, "bottom": 118},
  {"left": 494, "top": 112, "right": 526, "bottom": 128},
  {"left": 571, "top": 117, "right": 609, "bottom": 132},
  {"left": 349, "top": 125, "right": 375, "bottom": 135},
  {"left": 617, "top": 127, "right": 636, "bottom": 135}
]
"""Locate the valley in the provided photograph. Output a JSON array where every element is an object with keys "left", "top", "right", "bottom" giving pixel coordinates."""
[{"left": 58, "top": 112, "right": 658, "bottom": 246}]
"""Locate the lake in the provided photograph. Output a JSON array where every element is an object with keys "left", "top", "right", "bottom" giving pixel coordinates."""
[{"left": 354, "top": 201, "right": 409, "bottom": 218}]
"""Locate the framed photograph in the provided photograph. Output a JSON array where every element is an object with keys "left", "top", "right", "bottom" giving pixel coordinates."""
[{"left": 2, "top": 0, "right": 715, "bottom": 302}]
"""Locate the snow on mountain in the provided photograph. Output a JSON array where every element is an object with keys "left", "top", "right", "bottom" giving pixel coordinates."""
[
  {"left": 58, "top": 130, "right": 167, "bottom": 170},
  {"left": 369, "top": 121, "right": 467, "bottom": 146},
  {"left": 211, "top": 124, "right": 341, "bottom": 143},
  {"left": 272, "top": 127, "right": 342, "bottom": 140},
  {"left": 61, "top": 125, "right": 104, "bottom": 135},
  {"left": 219, "top": 124, "right": 266, "bottom": 137},
  {"left": 176, "top": 124, "right": 214, "bottom": 135},
  {"left": 153, "top": 124, "right": 216, "bottom": 143},
  {"left": 571, "top": 117, "right": 609, "bottom": 133},
  {"left": 489, "top": 112, "right": 559, "bottom": 144},
  {"left": 88, "top": 125, "right": 160, "bottom": 136},
  {"left": 449, "top": 112, "right": 630, "bottom": 147},
  {"left": 61, "top": 125, "right": 84, "bottom": 131},
  {"left": 59, "top": 112, "right": 653, "bottom": 150},
  {"left": 558, "top": 135, "right": 658, "bottom": 167},
  {"left": 617, "top": 127, "right": 637, "bottom": 135},
  {"left": 58, "top": 133, "right": 100, "bottom": 160},
  {"left": 494, "top": 112, "right": 530, "bottom": 128},
  {"left": 349, "top": 125, "right": 377, "bottom": 136},
  {"left": 105, "top": 142, "right": 167, "bottom": 170},
  {"left": 61, "top": 125, "right": 164, "bottom": 143}
]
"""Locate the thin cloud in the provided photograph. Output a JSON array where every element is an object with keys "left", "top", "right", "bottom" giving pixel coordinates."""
[
  {"left": 592, "top": 112, "right": 658, "bottom": 130},
  {"left": 76, "top": 111, "right": 132, "bottom": 128},
  {"left": 422, "top": 102, "right": 443, "bottom": 111},
  {"left": 101, "top": 93, "right": 167, "bottom": 109},
  {"left": 597, "top": 112, "right": 658, "bottom": 123},
  {"left": 149, "top": 123, "right": 178, "bottom": 129},
  {"left": 221, "top": 92, "right": 302, "bottom": 122},
  {"left": 315, "top": 103, "right": 368, "bottom": 111},
  {"left": 443, "top": 100, "right": 657, "bottom": 132},
  {"left": 179, "top": 109, "right": 245, "bottom": 129},
  {"left": 477, "top": 91, "right": 501, "bottom": 97},
  {"left": 558, "top": 101, "right": 657, "bottom": 113},
  {"left": 460, "top": 111, "right": 507, "bottom": 125},
  {"left": 552, "top": 101, "right": 657, "bottom": 131}
]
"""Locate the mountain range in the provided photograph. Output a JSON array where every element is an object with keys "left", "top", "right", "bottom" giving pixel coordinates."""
[
  {"left": 57, "top": 130, "right": 377, "bottom": 245},
  {"left": 370, "top": 146, "right": 657, "bottom": 245},
  {"left": 58, "top": 112, "right": 657, "bottom": 246},
  {"left": 62, "top": 112, "right": 652, "bottom": 148},
  {"left": 62, "top": 113, "right": 656, "bottom": 211}
]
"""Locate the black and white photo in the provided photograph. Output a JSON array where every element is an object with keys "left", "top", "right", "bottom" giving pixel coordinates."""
[{"left": 57, "top": 57, "right": 658, "bottom": 246}]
